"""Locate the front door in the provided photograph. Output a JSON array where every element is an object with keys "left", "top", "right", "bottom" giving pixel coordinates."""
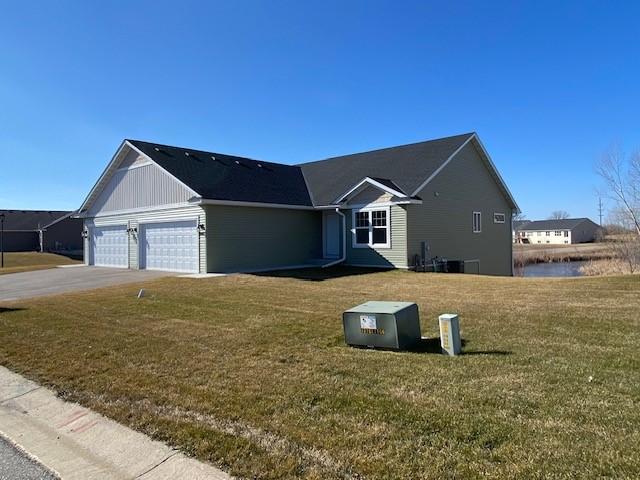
[{"left": 325, "top": 213, "right": 340, "bottom": 258}]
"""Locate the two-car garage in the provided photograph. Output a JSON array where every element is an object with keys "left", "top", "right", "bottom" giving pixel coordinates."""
[{"left": 90, "top": 220, "right": 199, "bottom": 273}]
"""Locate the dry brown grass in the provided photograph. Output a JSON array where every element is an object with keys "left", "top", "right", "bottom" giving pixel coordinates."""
[
  {"left": 0, "top": 268, "right": 639, "bottom": 479},
  {"left": 0, "top": 252, "right": 80, "bottom": 275},
  {"left": 580, "top": 258, "right": 639, "bottom": 276}
]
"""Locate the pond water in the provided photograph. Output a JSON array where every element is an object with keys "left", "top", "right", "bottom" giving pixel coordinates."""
[{"left": 523, "top": 260, "right": 588, "bottom": 277}]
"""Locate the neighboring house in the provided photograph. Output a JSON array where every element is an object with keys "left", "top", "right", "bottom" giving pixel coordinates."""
[
  {"left": 512, "top": 220, "right": 531, "bottom": 243},
  {"left": 76, "top": 132, "right": 519, "bottom": 275},
  {"left": 516, "top": 218, "right": 601, "bottom": 244},
  {"left": 0, "top": 210, "right": 84, "bottom": 253}
]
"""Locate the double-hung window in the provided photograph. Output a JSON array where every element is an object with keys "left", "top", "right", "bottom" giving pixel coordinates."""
[{"left": 353, "top": 207, "right": 390, "bottom": 248}]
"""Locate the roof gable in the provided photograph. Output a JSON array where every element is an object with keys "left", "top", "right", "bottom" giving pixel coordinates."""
[{"left": 300, "top": 133, "right": 474, "bottom": 206}]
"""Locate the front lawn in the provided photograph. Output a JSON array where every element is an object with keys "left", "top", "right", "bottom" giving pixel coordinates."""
[
  {"left": 0, "top": 252, "right": 80, "bottom": 275},
  {"left": 0, "top": 269, "right": 638, "bottom": 479}
]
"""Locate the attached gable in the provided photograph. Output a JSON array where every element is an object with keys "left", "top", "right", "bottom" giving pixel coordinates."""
[
  {"left": 345, "top": 185, "right": 394, "bottom": 206},
  {"left": 88, "top": 148, "right": 196, "bottom": 216}
]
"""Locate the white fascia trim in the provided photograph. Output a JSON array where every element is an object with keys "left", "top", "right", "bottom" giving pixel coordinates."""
[
  {"left": 89, "top": 202, "right": 199, "bottom": 218},
  {"left": 78, "top": 141, "right": 202, "bottom": 215},
  {"left": 314, "top": 204, "right": 344, "bottom": 210},
  {"left": 410, "top": 134, "right": 475, "bottom": 197},
  {"left": 471, "top": 135, "right": 521, "bottom": 213},
  {"left": 345, "top": 199, "right": 421, "bottom": 210},
  {"left": 195, "top": 199, "right": 316, "bottom": 210},
  {"left": 334, "top": 177, "right": 408, "bottom": 204},
  {"left": 42, "top": 211, "right": 77, "bottom": 229},
  {"left": 125, "top": 141, "right": 201, "bottom": 199},
  {"left": 78, "top": 140, "right": 129, "bottom": 213}
]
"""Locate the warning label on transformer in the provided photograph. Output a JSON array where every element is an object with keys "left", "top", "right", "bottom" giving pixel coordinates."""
[{"left": 360, "top": 315, "right": 377, "bottom": 330}]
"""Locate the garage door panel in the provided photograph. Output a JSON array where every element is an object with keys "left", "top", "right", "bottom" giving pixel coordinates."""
[
  {"left": 140, "top": 220, "right": 198, "bottom": 273},
  {"left": 92, "top": 225, "right": 128, "bottom": 268}
]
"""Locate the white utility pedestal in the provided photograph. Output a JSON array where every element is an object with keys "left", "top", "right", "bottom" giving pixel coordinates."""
[{"left": 439, "top": 313, "right": 461, "bottom": 356}]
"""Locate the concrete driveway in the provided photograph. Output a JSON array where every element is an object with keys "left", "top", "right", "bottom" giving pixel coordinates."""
[{"left": 0, "top": 267, "right": 174, "bottom": 302}]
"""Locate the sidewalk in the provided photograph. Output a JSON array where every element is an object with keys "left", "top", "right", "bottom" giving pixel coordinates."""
[{"left": 0, "top": 366, "right": 232, "bottom": 480}]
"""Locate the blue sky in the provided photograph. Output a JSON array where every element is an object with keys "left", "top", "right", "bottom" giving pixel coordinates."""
[{"left": 1, "top": 1, "right": 638, "bottom": 221}]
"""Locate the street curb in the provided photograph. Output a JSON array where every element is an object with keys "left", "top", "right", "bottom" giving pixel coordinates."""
[{"left": 0, "top": 366, "right": 232, "bottom": 479}]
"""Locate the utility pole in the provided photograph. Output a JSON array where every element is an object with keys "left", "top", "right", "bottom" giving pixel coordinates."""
[
  {"left": 0, "top": 213, "right": 4, "bottom": 268},
  {"left": 598, "top": 197, "right": 604, "bottom": 226}
]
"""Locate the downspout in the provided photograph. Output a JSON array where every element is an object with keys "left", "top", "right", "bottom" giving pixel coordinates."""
[{"left": 322, "top": 208, "right": 346, "bottom": 268}]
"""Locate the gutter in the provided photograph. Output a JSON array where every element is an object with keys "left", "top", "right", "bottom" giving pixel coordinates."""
[{"left": 322, "top": 208, "right": 346, "bottom": 268}]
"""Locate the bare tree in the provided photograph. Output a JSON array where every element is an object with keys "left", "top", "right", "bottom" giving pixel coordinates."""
[
  {"left": 548, "top": 210, "right": 570, "bottom": 220},
  {"left": 513, "top": 212, "right": 527, "bottom": 222},
  {"left": 596, "top": 146, "right": 640, "bottom": 236}
]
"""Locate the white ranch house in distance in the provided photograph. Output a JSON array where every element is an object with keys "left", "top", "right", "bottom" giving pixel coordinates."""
[
  {"left": 515, "top": 218, "right": 600, "bottom": 245},
  {"left": 76, "top": 132, "right": 520, "bottom": 276}
]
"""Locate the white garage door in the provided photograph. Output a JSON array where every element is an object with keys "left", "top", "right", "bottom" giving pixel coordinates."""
[
  {"left": 140, "top": 220, "right": 199, "bottom": 273},
  {"left": 92, "top": 225, "right": 128, "bottom": 268}
]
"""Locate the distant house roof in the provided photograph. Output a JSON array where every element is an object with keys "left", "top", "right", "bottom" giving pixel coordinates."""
[
  {"left": 0, "top": 210, "right": 72, "bottom": 231},
  {"left": 128, "top": 140, "right": 313, "bottom": 207},
  {"left": 513, "top": 220, "right": 531, "bottom": 230},
  {"left": 517, "top": 218, "right": 599, "bottom": 231}
]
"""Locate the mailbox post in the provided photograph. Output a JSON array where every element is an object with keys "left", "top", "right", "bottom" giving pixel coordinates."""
[{"left": 439, "top": 313, "right": 461, "bottom": 356}]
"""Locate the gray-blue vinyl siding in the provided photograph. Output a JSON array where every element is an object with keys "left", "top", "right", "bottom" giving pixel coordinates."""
[
  {"left": 88, "top": 151, "right": 195, "bottom": 216},
  {"left": 407, "top": 141, "right": 514, "bottom": 276},
  {"left": 205, "top": 205, "right": 322, "bottom": 272}
]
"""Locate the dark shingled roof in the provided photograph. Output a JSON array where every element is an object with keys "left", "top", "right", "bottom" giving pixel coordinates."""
[
  {"left": 517, "top": 218, "right": 598, "bottom": 231},
  {"left": 116, "top": 133, "right": 510, "bottom": 209},
  {"left": 300, "top": 133, "right": 474, "bottom": 205},
  {"left": 128, "top": 140, "right": 313, "bottom": 207},
  {"left": 513, "top": 220, "right": 531, "bottom": 230},
  {"left": 0, "top": 210, "right": 71, "bottom": 231}
]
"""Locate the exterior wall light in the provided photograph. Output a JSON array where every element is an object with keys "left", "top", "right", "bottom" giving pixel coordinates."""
[
  {"left": 81, "top": 230, "right": 89, "bottom": 239},
  {"left": 197, "top": 224, "right": 206, "bottom": 234}
]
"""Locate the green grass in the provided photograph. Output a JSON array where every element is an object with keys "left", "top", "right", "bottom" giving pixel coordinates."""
[
  {"left": 0, "top": 268, "right": 639, "bottom": 479},
  {"left": 0, "top": 252, "right": 80, "bottom": 274}
]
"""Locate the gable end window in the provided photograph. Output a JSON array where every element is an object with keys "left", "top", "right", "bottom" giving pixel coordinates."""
[
  {"left": 493, "top": 212, "right": 505, "bottom": 224},
  {"left": 352, "top": 207, "right": 391, "bottom": 248},
  {"left": 473, "top": 211, "right": 482, "bottom": 233}
]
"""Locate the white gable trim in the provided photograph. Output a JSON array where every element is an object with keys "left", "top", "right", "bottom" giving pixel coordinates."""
[
  {"left": 78, "top": 141, "right": 201, "bottom": 214},
  {"left": 410, "top": 134, "right": 475, "bottom": 197},
  {"left": 334, "top": 177, "right": 408, "bottom": 204},
  {"left": 471, "top": 135, "right": 520, "bottom": 213},
  {"left": 411, "top": 133, "right": 520, "bottom": 213}
]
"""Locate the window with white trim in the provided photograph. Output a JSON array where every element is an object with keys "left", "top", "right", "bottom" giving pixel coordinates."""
[
  {"left": 473, "top": 211, "right": 481, "bottom": 233},
  {"left": 352, "top": 208, "right": 390, "bottom": 248}
]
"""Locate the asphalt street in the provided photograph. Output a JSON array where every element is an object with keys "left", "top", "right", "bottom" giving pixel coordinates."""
[{"left": 0, "top": 436, "right": 58, "bottom": 480}]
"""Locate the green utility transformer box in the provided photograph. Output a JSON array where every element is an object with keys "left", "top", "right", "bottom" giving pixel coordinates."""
[{"left": 343, "top": 301, "right": 422, "bottom": 350}]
